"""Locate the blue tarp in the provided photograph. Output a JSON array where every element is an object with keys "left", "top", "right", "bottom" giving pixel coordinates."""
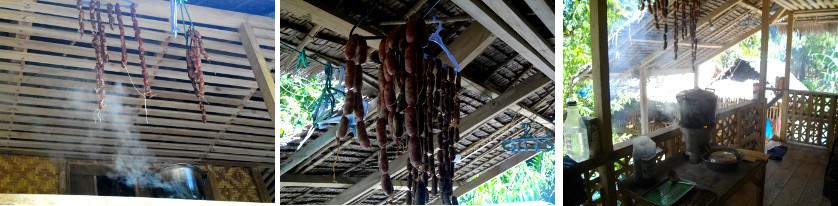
[{"left": 766, "top": 118, "right": 773, "bottom": 138}]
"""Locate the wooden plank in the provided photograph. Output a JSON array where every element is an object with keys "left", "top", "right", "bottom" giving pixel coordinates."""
[
  {"left": 279, "top": 0, "right": 384, "bottom": 48},
  {"left": 36, "top": 0, "right": 274, "bottom": 31},
  {"left": 251, "top": 168, "right": 271, "bottom": 202},
  {"left": 430, "top": 151, "right": 539, "bottom": 204},
  {"left": 640, "top": 67, "right": 649, "bottom": 134},
  {"left": 589, "top": 0, "right": 617, "bottom": 205},
  {"left": 435, "top": 22, "right": 496, "bottom": 69},
  {"left": 775, "top": 0, "right": 798, "bottom": 10},
  {"left": 451, "top": 0, "right": 555, "bottom": 80},
  {"left": 241, "top": 22, "right": 276, "bottom": 122},
  {"left": 323, "top": 155, "right": 409, "bottom": 205},
  {"left": 524, "top": 0, "right": 555, "bottom": 35},
  {"left": 482, "top": 0, "right": 554, "bottom": 66},
  {"left": 458, "top": 74, "right": 551, "bottom": 137},
  {"left": 279, "top": 174, "right": 462, "bottom": 191}
]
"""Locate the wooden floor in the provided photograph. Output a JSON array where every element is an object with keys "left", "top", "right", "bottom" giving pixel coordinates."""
[{"left": 760, "top": 141, "right": 832, "bottom": 206}]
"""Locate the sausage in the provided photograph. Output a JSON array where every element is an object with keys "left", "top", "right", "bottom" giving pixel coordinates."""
[
  {"left": 353, "top": 90, "right": 364, "bottom": 119},
  {"left": 404, "top": 107, "right": 417, "bottom": 137},
  {"left": 376, "top": 119, "right": 387, "bottom": 147},
  {"left": 394, "top": 110, "right": 404, "bottom": 138},
  {"left": 378, "top": 37, "right": 388, "bottom": 61},
  {"left": 354, "top": 62, "right": 364, "bottom": 92},
  {"left": 344, "top": 90, "right": 355, "bottom": 115},
  {"left": 345, "top": 61, "right": 355, "bottom": 90},
  {"left": 356, "top": 39, "right": 368, "bottom": 64},
  {"left": 383, "top": 82, "right": 396, "bottom": 112},
  {"left": 345, "top": 34, "right": 358, "bottom": 61},
  {"left": 388, "top": 109, "right": 398, "bottom": 143},
  {"left": 406, "top": 18, "right": 419, "bottom": 44},
  {"left": 381, "top": 173, "right": 394, "bottom": 196},
  {"left": 408, "top": 135, "right": 422, "bottom": 168},
  {"left": 405, "top": 43, "right": 418, "bottom": 74},
  {"left": 356, "top": 121, "right": 370, "bottom": 148},
  {"left": 405, "top": 75, "right": 418, "bottom": 106},
  {"left": 385, "top": 51, "right": 398, "bottom": 77},
  {"left": 378, "top": 149, "right": 389, "bottom": 172},
  {"left": 337, "top": 116, "right": 349, "bottom": 138}
]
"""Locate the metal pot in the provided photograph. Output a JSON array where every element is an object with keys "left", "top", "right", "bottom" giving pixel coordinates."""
[
  {"left": 676, "top": 88, "right": 718, "bottom": 129},
  {"left": 148, "top": 163, "right": 208, "bottom": 200},
  {"left": 700, "top": 146, "right": 744, "bottom": 172}
]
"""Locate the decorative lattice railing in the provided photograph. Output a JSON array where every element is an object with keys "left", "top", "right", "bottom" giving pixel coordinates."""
[
  {"left": 575, "top": 101, "right": 763, "bottom": 205},
  {"left": 783, "top": 90, "right": 838, "bottom": 148}
]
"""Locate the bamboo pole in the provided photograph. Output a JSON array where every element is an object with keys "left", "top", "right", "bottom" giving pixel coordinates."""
[
  {"left": 781, "top": 12, "right": 794, "bottom": 142},
  {"left": 758, "top": 0, "right": 771, "bottom": 144}
]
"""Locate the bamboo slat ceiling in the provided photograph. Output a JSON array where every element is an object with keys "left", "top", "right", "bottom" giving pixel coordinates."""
[
  {"left": 0, "top": 0, "right": 275, "bottom": 167},
  {"left": 279, "top": 0, "right": 555, "bottom": 205}
]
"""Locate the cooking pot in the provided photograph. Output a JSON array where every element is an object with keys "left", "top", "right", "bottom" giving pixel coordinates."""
[
  {"left": 676, "top": 88, "right": 718, "bottom": 129},
  {"left": 148, "top": 163, "right": 207, "bottom": 200}
]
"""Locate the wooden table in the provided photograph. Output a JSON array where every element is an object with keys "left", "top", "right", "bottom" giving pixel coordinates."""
[{"left": 617, "top": 152, "right": 767, "bottom": 206}]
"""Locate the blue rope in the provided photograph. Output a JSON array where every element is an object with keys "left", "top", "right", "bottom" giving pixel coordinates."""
[{"left": 350, "top": 1, "right": 379, "bottom": 36}]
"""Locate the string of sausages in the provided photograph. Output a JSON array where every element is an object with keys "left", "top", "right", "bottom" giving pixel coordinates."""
[
  {"left": 641, "top": 0, "right": 701, "bottom": 70},
  {"left": 370, "top": 17, "right": 460, "bottom": 205},
  {"left": 116, "top": 4, "right": 127, "bottom": 68},
  {"left": 77, "top": 0, "right": 84, "bottom": 38},
  {"left": 335, "top": 33, "right": 371, "bottom": 182},
  {"left": 185, "top": 29, "right": 207, "bottom": 123},
  {"left": 91, "top": 1, "right": 105, "bottom": 110},
  {"left": 130, "top": 3, "right": 153, "bottom": 98}
]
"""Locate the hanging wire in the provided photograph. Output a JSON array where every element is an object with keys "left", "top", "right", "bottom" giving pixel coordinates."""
[
  {"left": 422, "top": 0, "right": 441, "bottom": 18},
  {"left": 350, "top": 1, "right": 379, "bottom": 36}
]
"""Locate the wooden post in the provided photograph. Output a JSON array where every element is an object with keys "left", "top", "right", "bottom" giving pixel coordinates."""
[
  {"left": 758, "top": 0, "right": 771, "bottom": 143},
  {"left": 240, "top": 22, "right": 275, "bottom": 123},
  {"left": 640, "top": 68, "right": 649, "bottom": 135},
  {"left": 781, "top": 12, "right": 794, "bottom": 142},
  {"left": 250, "top": 168, "right": 270, "bottom": 202},
  {"left": 590, "top": 0, "right": 617, "bottom": 205}
]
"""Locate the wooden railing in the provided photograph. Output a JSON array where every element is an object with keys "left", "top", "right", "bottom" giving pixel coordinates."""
[
  {"left": 576, "top": 101, "right": 763, "bottom": 205},
  {"left": 782, "top": 90, "right": 838, "bottom": 147}
]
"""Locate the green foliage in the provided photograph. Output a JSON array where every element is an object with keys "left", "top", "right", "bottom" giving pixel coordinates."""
[
  {"left": 279, "top": 76, "right": 325, "bottom": 139},
  {"left": 457, "top": 150, "right": 556, "bottom": 205}
]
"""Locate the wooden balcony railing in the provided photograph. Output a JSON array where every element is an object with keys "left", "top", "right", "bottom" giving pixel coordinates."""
[
  {"left": 576, "top": 101, "right": 764, "bottom": 205},
  {"left": 782, "top": 90, "right": 838, "bottom": 148}
]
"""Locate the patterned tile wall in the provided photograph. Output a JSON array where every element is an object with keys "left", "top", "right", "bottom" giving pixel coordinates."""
[
  {"left": 210, "top": 165, "right": 261, "bottom": 202},
  {"left": 0, "top": 154, "right": 60, "bottom": 194}
]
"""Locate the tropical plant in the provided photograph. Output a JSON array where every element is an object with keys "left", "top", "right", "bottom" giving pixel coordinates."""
[
  {"left": 279, "top": 75, "right": 325, "bottom": 140},
  {"left": 457, "top": 150, "right": 556, "bottom": 205}
]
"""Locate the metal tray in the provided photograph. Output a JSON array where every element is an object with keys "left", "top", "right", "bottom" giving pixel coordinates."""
[{"left": 641, "top": 179, "right": 696, "bottom": 206}]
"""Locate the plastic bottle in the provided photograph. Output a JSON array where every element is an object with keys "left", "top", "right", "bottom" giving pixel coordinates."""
[
  {"left": 564, "top": 101, "right": 590, "bottom": 162},
  {"left": 632, "top": 136, "right": 656, "bottom": 185}
]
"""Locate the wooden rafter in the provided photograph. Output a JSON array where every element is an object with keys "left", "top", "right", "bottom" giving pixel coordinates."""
[
  {"left": 524, "top": 0, "right": 555, "bottom": 35},
  {"left": 279, "top": 0, "right": 384, "bottom": 48},
  {"left": 280, "top": 174, "right": 464, "bottom": 191},
  {"left": 451, "top": 0, "right": 555, "bottom": 80},
  {"left": 241, "top": 22, "right": 276, "bottom": 122},
  {"left": 482, "top": 0, "right": 554, "bottom": 67}
]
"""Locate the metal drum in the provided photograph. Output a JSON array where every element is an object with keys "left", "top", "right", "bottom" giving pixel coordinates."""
[{"left": 148, "top": 163, "right": 207, "bottom": 200}]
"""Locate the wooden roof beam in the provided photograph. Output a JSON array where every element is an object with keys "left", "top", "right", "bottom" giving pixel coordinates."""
[
  {"left": 279, "top": 0, "right": 384, "bottom": 49},
  {"left": 524, "top": 0, "right": 555, "bottom": 35},
  {"left": 482, "top": 0, "right": 555, "bottom": 67},
  {"left": 279, "top": 174, "right": 463, "bottom": 191},
  {"left": 696, "top": 9, "right": 787, "bottom": 66},
  {"left": 322, "top": 74, "right": 551, "bottom": 205},
  {"left": 241, "top": 22, "right": 275, "bottom": 123},
  {"left": 451, "top": 0, "right": 555, "bottom": 80}
]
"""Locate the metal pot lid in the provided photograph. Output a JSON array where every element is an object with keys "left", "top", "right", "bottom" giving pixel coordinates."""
[{"left": 677, "top": 88, "right": 717, "bottom": 100}]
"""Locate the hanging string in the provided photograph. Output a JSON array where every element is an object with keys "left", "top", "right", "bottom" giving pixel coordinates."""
[
  {"left": 349, "top": 1, "right": 379, "bottom": 36},
  {"left": 422, "top": 0, "right": 441, "bottom": 18},
  {"left": 295, "top": 50, "right": 309, "bottom": 69}
]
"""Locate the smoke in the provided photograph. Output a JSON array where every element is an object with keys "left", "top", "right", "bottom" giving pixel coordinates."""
[{"left": 94, "top": 81, "right": 156, "bottom": 188}]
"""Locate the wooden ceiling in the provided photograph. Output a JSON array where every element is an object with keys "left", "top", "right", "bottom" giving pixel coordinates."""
[{"left": 0, "top": 0, "right": 275, "bottom": 167}]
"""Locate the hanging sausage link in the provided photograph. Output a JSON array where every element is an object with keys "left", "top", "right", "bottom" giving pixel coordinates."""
[
  {"left": 77, "top": 0, "right": 84, "bottom": 38},
  {"left": 130, "top": 3, "right": 152, "bottom": 98}
]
